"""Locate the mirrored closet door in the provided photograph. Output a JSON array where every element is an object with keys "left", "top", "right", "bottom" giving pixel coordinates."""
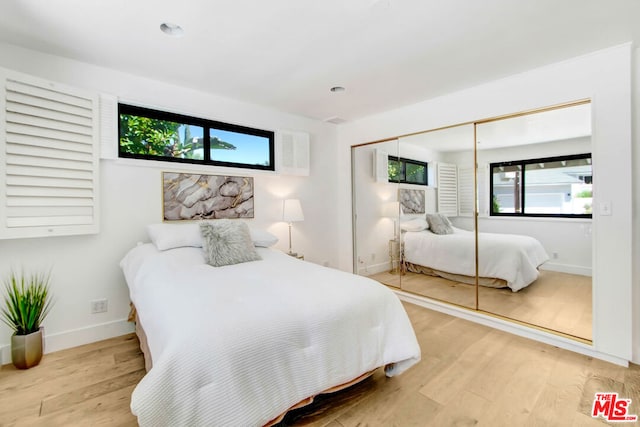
[
  {"left": 352, "top": 138, "right": 402, "bottom": 288},
  {"left": 352, "top": 101, "right": 593, "bottom": 342},
  {"left": 396, "top": 124, "right": 477, "bottom": 309},
  {"left": 475, "top": 102, "right": 593, "bottom": 340}
]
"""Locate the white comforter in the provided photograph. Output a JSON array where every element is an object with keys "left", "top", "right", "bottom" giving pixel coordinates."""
[
  {"left": 120, "top": 244, "right": 420, "bottom": 426},
  {"left": 403, "top": 227, "right": 549, "bottom": 291}
]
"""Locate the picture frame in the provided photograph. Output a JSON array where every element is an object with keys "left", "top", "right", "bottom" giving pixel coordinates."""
[
  {"left": 162, "top": 172, "right": 254, "bottom": 220},
  {"left": 399, "top": 188, "right": 425, "bottom": 214}
]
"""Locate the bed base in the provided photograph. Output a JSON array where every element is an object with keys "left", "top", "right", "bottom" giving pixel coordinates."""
[{"left": 405, "top": 262, "right": 508, "bottom": 288}]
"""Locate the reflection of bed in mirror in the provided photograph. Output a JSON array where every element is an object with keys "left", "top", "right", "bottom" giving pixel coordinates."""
[{"left": 402, "top": 227, "right": 549, "bottom": 292}]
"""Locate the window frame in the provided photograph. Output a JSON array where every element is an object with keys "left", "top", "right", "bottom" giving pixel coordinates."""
[
  {"left": 118, "top": 104, "right": 275, "bottom": 171},
  {"left": 388, "top": 156, "right": 428, "bottom": 185},
  {"left": 489, "top": 153, "right": 592, "bottom": 219}
]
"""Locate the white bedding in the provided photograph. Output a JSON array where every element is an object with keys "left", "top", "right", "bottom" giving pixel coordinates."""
[
  {"left": 120, "top": 244, "right": 420, "bottom": 426},
  {"left": 403, "top": 227, "right": 549, "bottom": 291}
]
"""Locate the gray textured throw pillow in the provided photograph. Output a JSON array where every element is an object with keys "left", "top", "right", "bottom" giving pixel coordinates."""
[
  {"left": 200, "top": 220, "right": 261, "bottom": 267},
  {"left": 426, "top": 213, "right": 454, "bottom": 235}
]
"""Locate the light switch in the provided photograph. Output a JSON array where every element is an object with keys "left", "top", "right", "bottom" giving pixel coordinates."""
[{"left": 599, "top": 201, "right": 612, "bottom": 216}]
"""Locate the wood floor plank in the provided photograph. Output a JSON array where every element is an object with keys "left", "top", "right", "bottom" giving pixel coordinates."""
[
  {"left": 419, "top": 328, "right": 512, "bottom": 405},
  {"left": 369, "top": 269, "right": 592, "bottom": 340},
  {"left": 336, "top": 383, "right": 441, "bottom": 427},
  {"left": 478, "top": 343, "right": 556, "bottom": 426},
  {"left": 0, "top": 304, "right": 638, "bottom": 426},
  {"left": 428, "top": 390, "right": 490, "bottom": 426},
  {"left": 39, "top": 369, "right": 145, "bottom": 416},
  {"left": 0, "top": 339, "right": 140, "bottom": 390},
  {"left": 0, "top": 357, "right": 144, "bottom": 423},
  {"left": 13, "top": 384, "right": 138, "bottom": 427}
]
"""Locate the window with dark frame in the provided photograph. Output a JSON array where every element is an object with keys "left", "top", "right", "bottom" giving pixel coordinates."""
[
  {"left": 118, "top": 104, "right": 275, "bottom": 171},
  {"left": 490, "top": 153, "right": 592, "bottom": 218},
  {"left": 388, "top": 156, "right": 428, "bottom": 185}
]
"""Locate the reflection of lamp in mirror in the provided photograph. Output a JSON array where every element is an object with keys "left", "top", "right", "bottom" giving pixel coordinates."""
[
  {"left": 381, "top": 201, "right": 400, "bottom": 241},
  {"left": 283, "top": 199, "right": 304, "bottom": 256}
]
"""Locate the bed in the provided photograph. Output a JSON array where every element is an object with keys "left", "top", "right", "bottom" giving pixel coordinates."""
[
  {"left": 120, "top": 222, "right": 421, "bottom": 427},
  {"left": 402, "top": 226, "right": 549, "bottom": 292}
]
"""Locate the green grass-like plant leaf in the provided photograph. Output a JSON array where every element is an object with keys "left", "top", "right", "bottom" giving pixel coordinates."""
[{"left": 1, "top": 269, "right": 54, "bottom": 335}]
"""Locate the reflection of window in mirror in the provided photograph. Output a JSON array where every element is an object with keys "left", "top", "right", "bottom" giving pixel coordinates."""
[
  {"left": 387, "top": 156, "right": 428, "bottom": 185},
  {"left": 490, "top": 153, "right": 592, "bottom": 217}
]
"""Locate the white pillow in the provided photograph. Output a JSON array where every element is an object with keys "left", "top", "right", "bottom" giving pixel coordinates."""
[
  {"left": 146, "top": 222, "right": 279, "bottom": 250},
  {"left": 249, "top": 229, "right": 279, "bottom": 247},
  {"left": 146, "top": 223, "right": 202, "bottom": 251},
  {"left": 400, "top": 218, "right": 429, "bottom": 232}
]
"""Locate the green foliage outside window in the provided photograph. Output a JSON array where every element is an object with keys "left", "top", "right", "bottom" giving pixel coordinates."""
[
  {"left": 492, "top": 195, "right": 501, "bottom": 213},
  {"left": 405, "top": 163, "right": 425, "bottom": 183},
  {"left": 388, "top": 158, "right": 401, "bottom": 181},
  {"left": 119, "top": 115, "right": 203, "bottom": 159},
  {"left": 575, "top": 190, "right": 593, "bottom": 198}
]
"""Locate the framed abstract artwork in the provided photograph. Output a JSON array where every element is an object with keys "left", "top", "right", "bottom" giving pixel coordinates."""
[
  {"left": 162, "top": 172, "right": 254, "bottom": 220},
  {"left": 399, "top": 188, "right": 425, "bottom": 214}
]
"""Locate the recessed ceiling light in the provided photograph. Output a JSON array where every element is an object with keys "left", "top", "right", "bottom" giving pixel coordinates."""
[
  {"left": 160, "top": 22, "right": 184, "bottom": 37},
  {"left": 330, "top": 86, "right": 346, "bottom": 93}
]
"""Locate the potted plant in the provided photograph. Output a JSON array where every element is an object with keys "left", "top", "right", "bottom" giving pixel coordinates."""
[{"left": 1, "top": 269, "right": 54, "bottom": 369}]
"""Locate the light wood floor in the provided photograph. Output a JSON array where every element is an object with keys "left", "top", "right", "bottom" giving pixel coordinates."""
[
  {"left": 1, "top": 303, "right": 637, "bottom": 427},
  {"left": 369, "top": 269, "right": 592, "bottom": 340}
]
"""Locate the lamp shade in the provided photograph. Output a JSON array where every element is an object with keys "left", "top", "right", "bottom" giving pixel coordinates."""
[
  {"left": 381, "top": 201, "right": 400, "bottom": 218},
  {"left": 283, "top": 199, "right": 304, "bottom": 222}
]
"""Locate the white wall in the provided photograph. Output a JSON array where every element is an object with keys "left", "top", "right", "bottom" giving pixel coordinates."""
[
  {"left": 337, "top": 44, "right": 635, "bottom": 363},
  {"left": 0, "top": 43, "right": 340, "bottom": 363}
]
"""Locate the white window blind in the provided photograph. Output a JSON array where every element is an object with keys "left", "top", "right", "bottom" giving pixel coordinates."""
[
  {"left": 277, "top": 130, "right": 310, "bottom": 176},
  {"left": 436, "top": 162, "right": 458, "bottom": 216},
  {"left": 0, "top": 68, "right": 100, "bottom": 239},
  {"left": 457, "top": 166, "right": 474, "bottom": 217},
  {"left": 477, "top": 163, "right": 490, "bottom": 217}
]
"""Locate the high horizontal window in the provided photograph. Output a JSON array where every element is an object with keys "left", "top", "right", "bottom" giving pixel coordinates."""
[
  {"left": 388, "top": 156, "right": 428, "bottom": 185},
  {"left": 118, "top": 104, "right": 275, "bottom": 171},
  {"left": 490, "top": 153, "right": 592, "bottom": 218}
]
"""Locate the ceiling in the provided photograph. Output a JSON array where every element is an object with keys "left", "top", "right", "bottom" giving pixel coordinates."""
[{"left": 0, "top": 1, "right": 638, "bottom": 123}]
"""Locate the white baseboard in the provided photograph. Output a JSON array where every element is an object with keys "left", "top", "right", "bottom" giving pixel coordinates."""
[
  {"left": 1, "top": 318, "right": 135, "bottom": 365},
  {"left": 395, "top": 290, "right": 628, "bottom": 367},
  {"left": 540, "top": 262, "right": 592, "bottom": 276},
  {"left": 357, "top": 261, "right": 390, "bottom": 276}
]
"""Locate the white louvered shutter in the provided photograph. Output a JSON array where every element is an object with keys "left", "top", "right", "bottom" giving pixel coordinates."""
[
  {"left": 0, "top": 67, "right": 100, "bottom": 239},
  {"left": 477, "top": 163, "right": 490, "bottom": 217},
  {"left": 277, "top": 130, "right": 310, "bottom": 176},
  {"left": 457, "top": 166, "right": 474, "bottom": 217},
  {"left": 436, "top": 162, "right": 458, "bottom": 216}
]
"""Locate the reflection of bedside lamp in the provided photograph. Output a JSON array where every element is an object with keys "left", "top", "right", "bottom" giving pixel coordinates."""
[
  {"left": 382, "top": 201, "right": 400, "bottom": 241},
  {"left": 283, "top": 199, "right": 304, "bottom": 256}
]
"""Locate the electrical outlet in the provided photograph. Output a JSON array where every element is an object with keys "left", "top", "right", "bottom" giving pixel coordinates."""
[
  {"left": 552, "top": 252, "right": 559, "bottom": 260},
  {"left": 91, "top": 299, "right": 108, "bottom": 314}
]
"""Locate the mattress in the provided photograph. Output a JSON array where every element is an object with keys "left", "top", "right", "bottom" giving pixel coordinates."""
[
  {"left": 403, "top": 227, "right": 549, "bottom": 291},
  {"left": 120, "top": 244, "right": 421, "bottom": 426}
]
